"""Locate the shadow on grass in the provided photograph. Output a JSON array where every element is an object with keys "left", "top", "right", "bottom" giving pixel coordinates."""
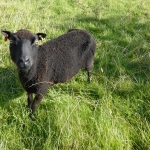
[{"left": 0, "top": 67, "right": 24, "bottom": 106}]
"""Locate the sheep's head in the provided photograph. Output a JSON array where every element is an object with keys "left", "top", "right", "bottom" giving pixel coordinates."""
[{"left": 1, "top": 29, "right": 46, "bottom": 72}]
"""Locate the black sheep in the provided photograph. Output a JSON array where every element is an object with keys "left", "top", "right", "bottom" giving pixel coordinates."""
[{"left": 1, "top": 29, "right": 96, "bottom": 118}]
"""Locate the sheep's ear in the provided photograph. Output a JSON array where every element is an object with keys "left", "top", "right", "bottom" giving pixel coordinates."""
[
  {"left": 36, "top": 33, "right": 46, "bottom": 41},
  {"left": 1, "top": 30, "right": 11, "bottom": 41}
]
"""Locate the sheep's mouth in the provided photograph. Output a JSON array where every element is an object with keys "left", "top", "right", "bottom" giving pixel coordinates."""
[{"left": 18, "top": 65, "right": 31, "bottom": 73}]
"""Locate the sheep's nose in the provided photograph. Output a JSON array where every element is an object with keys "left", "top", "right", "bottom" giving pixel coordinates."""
[{"left": 19, "top": 57, "right": 30, "bottom": 67}]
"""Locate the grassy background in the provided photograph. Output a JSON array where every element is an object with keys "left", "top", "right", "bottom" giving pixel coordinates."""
[{"left": 0, "top": 0, "right": 150, "bottom": 149}]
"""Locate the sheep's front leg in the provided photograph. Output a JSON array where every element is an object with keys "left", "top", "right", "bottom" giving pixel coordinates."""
[
  {"left": 29, "top": 93, "right": 43, "bottom": 118},
  {"left": 27, "top": 93, "right": 33, "bottom": 109}
]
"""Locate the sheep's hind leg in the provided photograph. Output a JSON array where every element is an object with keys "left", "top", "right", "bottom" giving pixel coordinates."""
[
  {"left": 86, "top": 59, "right": 94, "bottom": 83},
  {"left": 87, "top": 71, "right": 92, "bottom": 83}
]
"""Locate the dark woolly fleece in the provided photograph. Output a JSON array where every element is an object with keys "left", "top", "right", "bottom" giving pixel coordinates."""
[{"left": 16, "top": 29, "right": 33, "bottom": 39}]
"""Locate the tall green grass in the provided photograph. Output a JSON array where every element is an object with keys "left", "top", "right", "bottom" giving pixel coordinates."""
[{"left": 0, "top": 0, "right": 150, "bottom": 149}]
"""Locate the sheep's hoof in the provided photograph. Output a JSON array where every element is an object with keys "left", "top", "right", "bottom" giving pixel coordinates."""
[
  {"left": 29, "top": 113, "right": 37, "bottom": 121},
  {"left": 87, "top": 78, "right": 91, "bottom": 83},
  {"left": 26, "top": 105, "right": 31, "bottom": 110}
]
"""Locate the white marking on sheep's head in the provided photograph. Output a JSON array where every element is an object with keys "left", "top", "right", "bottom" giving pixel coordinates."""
[{"left": 1, "top": 29, "right": 46, "bottom": 73}]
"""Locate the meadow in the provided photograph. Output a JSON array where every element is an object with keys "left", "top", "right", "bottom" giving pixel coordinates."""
[{"left": 0, "top": 0, "right": 150, "bottom": 149}]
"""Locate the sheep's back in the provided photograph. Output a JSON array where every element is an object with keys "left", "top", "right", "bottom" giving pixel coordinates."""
[{"left": 41, "top": 30, "right": 92, "bottom": 83}]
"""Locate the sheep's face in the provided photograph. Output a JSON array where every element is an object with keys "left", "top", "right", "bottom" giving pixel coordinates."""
[{"left": 1, "top": 29, "right": 46, "bottom": 72}]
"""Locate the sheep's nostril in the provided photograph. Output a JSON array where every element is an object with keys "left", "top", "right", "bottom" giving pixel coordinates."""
[
  {"left": 19, "top": 57, "right": 30, "bottom": 67},
  {"left": 25, "top": 58, "right": 29, "bottom": 63}
]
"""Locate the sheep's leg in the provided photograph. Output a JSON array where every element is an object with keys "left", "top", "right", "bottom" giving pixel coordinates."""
[
  {"left": 27, "top": 93, "right": 33, "bottom": 109},
  {"left": 29, "top": 93, "right": 43, "bottom": 118},
  {"left": 86, "top": 59, "right": 94, "bottom": 83},
  {"left": 87, "top": 71, "right": 92, "bottom": 83}
]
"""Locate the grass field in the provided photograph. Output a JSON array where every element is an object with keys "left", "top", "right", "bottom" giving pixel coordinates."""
[{"left": 0, "top": 0, "right": 150, "bottom": 149}]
